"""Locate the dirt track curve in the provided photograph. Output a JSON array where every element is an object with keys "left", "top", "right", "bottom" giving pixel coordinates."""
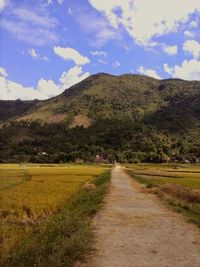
[{"left": 78, "top": 165, "right": 200, "bottom": 267}]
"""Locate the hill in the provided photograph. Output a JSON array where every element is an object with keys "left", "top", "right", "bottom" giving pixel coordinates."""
[
  {"left": 0, "top": 99, "right": 39, "bottom": 122},
  {"left": 0, "top": 73, "right": 200, "bottom": 163}
]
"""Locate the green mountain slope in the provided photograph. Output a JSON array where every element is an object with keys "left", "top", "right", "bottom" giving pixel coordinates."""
[
  {"left": 14, "top": 74, "right": 161, "bottom": 125},
  {"left": 0, "top": 73, "right": 200, "bottom": 163},
  {"left": 0, "top": 99, "right": 39, "bottom": 122}
]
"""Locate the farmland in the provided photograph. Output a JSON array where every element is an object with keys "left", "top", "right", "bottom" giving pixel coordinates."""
[
  {"left": 126, "top": 164, "right": 200, "bottom": 227},
  {"left": 0, "top": 164, "right": 110, "bottom": 264},
  {"left": 126, "top": 164, "right": 200, "bottom": 189}
]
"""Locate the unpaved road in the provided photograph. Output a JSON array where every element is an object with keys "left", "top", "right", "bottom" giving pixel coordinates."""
[{"left": 79, "top": 166, "right": 200, "bottom": 267}]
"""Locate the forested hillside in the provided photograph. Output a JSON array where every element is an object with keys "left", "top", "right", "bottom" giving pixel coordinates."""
[
  {"left": 0, "top": 73, "right": 199, "bottom": 163},
  {"left": 0, "top": 99, "right": 39, "bottom": 121}
]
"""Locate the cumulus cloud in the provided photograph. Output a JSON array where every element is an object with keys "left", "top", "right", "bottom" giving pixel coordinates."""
[
  {"left": 163, "top": 45, "right": 178, "bottom": 55},
  {"left": 37, "top": 79, "right": 60, "bottom": 98},
  {"left": 59, "top": 66, "right": 90, "bottom": 91},
  {"left": 0, "top": 76, "right": 60, "bottom": 100},
  {"left": 54, "top": 47, "right": 90, "bottom": 65},
  {"left": 138, "top": 66, "right": 161, "bottom": 79},
  {"left": 0, "top": 66, "right": 90, "bottom": 100},
  {"left": 183, "top": 40, "right": 200, "bottom": 59},
  {"left": 88, "top": 0, "right": 200, "bottom": 46},
  {"left": 163, "top": 59, "right": 200, "bottom": 80},
  {"left": 90, "top": 50, "right": 107, "bottom": 57}
]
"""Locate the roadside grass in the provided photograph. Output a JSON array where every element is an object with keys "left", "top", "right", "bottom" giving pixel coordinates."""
[
  {"left": 2, "top": 171, "right": 111, "bottom": 267},
  {"left": 0, "top": 164, "right": 109, "bottom": 263},
  {"left": 126, "top": 164, "right": 200, "bottom": 228}
]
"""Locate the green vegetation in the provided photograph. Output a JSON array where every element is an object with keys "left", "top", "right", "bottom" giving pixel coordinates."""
[
  {"left": 0, "top": 73, "right": 200, "bottom": 163},
  {"left": 0, "top": 99, "right": 39, "bottom": 122},
  {"left": 127, "top": 164, "right": 200, "bottom": 227},
  {"left": 0, "top": 164, "right": 110, "bottom": 265}
]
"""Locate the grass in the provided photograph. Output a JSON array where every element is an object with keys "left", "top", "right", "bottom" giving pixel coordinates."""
[
  {"left": 0, "top": 164, "right": 110, "bottom": 264},
  {"left": 126, "top": 163, "right": 200, "bottom": 228}
]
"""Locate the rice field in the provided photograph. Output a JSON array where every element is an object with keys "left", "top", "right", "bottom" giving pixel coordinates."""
[
  {"left": 126, "top": 164, "right": 200, "bottom": 190},
  {"left": 0, "top": 164, "right": 109, "bottom": 261}
]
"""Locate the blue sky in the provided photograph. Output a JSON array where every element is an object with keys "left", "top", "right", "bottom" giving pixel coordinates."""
[{"left": 0, "top": 0, "right": 200, "bottom": 99}]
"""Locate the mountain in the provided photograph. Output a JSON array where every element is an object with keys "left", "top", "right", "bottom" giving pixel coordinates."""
[
  {"left": 0, "top": 99, "right": 39, "bottom": 122},
  {"left": 0, "top": 73, "right": 200, "bottom": 163}
]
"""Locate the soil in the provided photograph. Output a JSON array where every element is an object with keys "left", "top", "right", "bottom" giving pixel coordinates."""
[{"left": 77, "top": 165, "right": 200, "bottom": 267}]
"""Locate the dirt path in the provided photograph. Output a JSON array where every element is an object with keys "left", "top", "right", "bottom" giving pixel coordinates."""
[{"left": 79, "top": 166, "right": 200, "bottom": 267}]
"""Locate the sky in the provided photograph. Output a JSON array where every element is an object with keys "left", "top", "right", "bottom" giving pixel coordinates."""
[{"left": 0, "top": 0, "right": 200, "bottom": 100}]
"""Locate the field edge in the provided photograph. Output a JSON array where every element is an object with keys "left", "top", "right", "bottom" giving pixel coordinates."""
[
  {"left": 126, "top": 168, "right": 200, "bottom": 229},
  {"left": 2, "top": 170, "right": 111, "bottom": 267}
]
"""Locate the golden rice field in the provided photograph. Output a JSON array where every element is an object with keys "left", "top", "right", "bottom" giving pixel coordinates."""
[
  {"left": 126, "top": 164, "right": 200, "bottom": 190},
  {"left": 0, "top": 164, "right": 108, "bottom": 261}
]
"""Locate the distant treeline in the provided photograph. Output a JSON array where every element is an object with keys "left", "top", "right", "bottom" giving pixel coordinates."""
[{"left": 0, "top": 119, "right": 199, "bottom": 164}]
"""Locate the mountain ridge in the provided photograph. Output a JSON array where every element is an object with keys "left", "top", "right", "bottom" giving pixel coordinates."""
[
  {"left": 1, "top": 73, "right": 199, "bottom": 124},
  {"left": 0, "top": 73, "right": 200, "bottom": 163}
]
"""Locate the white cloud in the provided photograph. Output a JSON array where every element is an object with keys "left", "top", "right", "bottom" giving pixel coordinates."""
[
  {"left": 41, "top": 56, "right": 49, "bottom": 62},
  {"left": 1, "top": 19, "right": 58, "bottom": 46},
  {"left": 75, "top": 8, "right": 119, "bottom": 47},
  {"left": 183, "top": 40, "right": 200, "bottom": 59},
  {"left": 0, "top": 0, "right": 8, "bottom": 11},
  {"left": 27, "top": 48, "right": 49, "bottom": 61},
  {"left": 88, "top": 0, "right": 200, "bottom": 46},
  {"left": 163, "top": 64, "right": 173, "bottom": 75},
  {"left": 138, "top": 66, "right": 161, "bottom": 79},
  {"left": 112, "top": 61, "right": 120, "bottom": 68},
  {"left": 0, "top": 67, "right": 8, "bottom": 77},
  {"left": 98, "top": 59, "right": 107, "bottom": 64},
  {"left": 47, "top": 0, "right": 64, "bottom": 4},
  {"left": 37, "top": 79, "right": 60, "bottom": 98},
  {"left": 90, "top": 50, "right": 107, "bottom": 57},
  {"left": 190, "top": 20, "right": 198, "bottom": 28},
  {"left": 0, "top": 66, "right": 90, "bottom": 100},
  {"left": 163, "top": 59, "right": 200, "bottom": 80},
  {"left": 59, "top": 66, "right": 90, "bottom": 91},
  {"left": 13, "top": 7, "right": 57, "bottom": 28},
  {"left": 54, "top": 47, "right": 90, "bottom": 65},
  {"left": 27, "top": 48, "right": 38, "bottom": 59},
  {"left": 184, "top": 30, "right": 194, "bottom": 38},
  {"left": 0, "top": 76, "right": 60, "bottom": 100},
  {"left": 1, "top": 7, "right": 58, "bottom": 46},
  {"left": 163, "top": 45, "right": 178, "bottom": 55}
]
